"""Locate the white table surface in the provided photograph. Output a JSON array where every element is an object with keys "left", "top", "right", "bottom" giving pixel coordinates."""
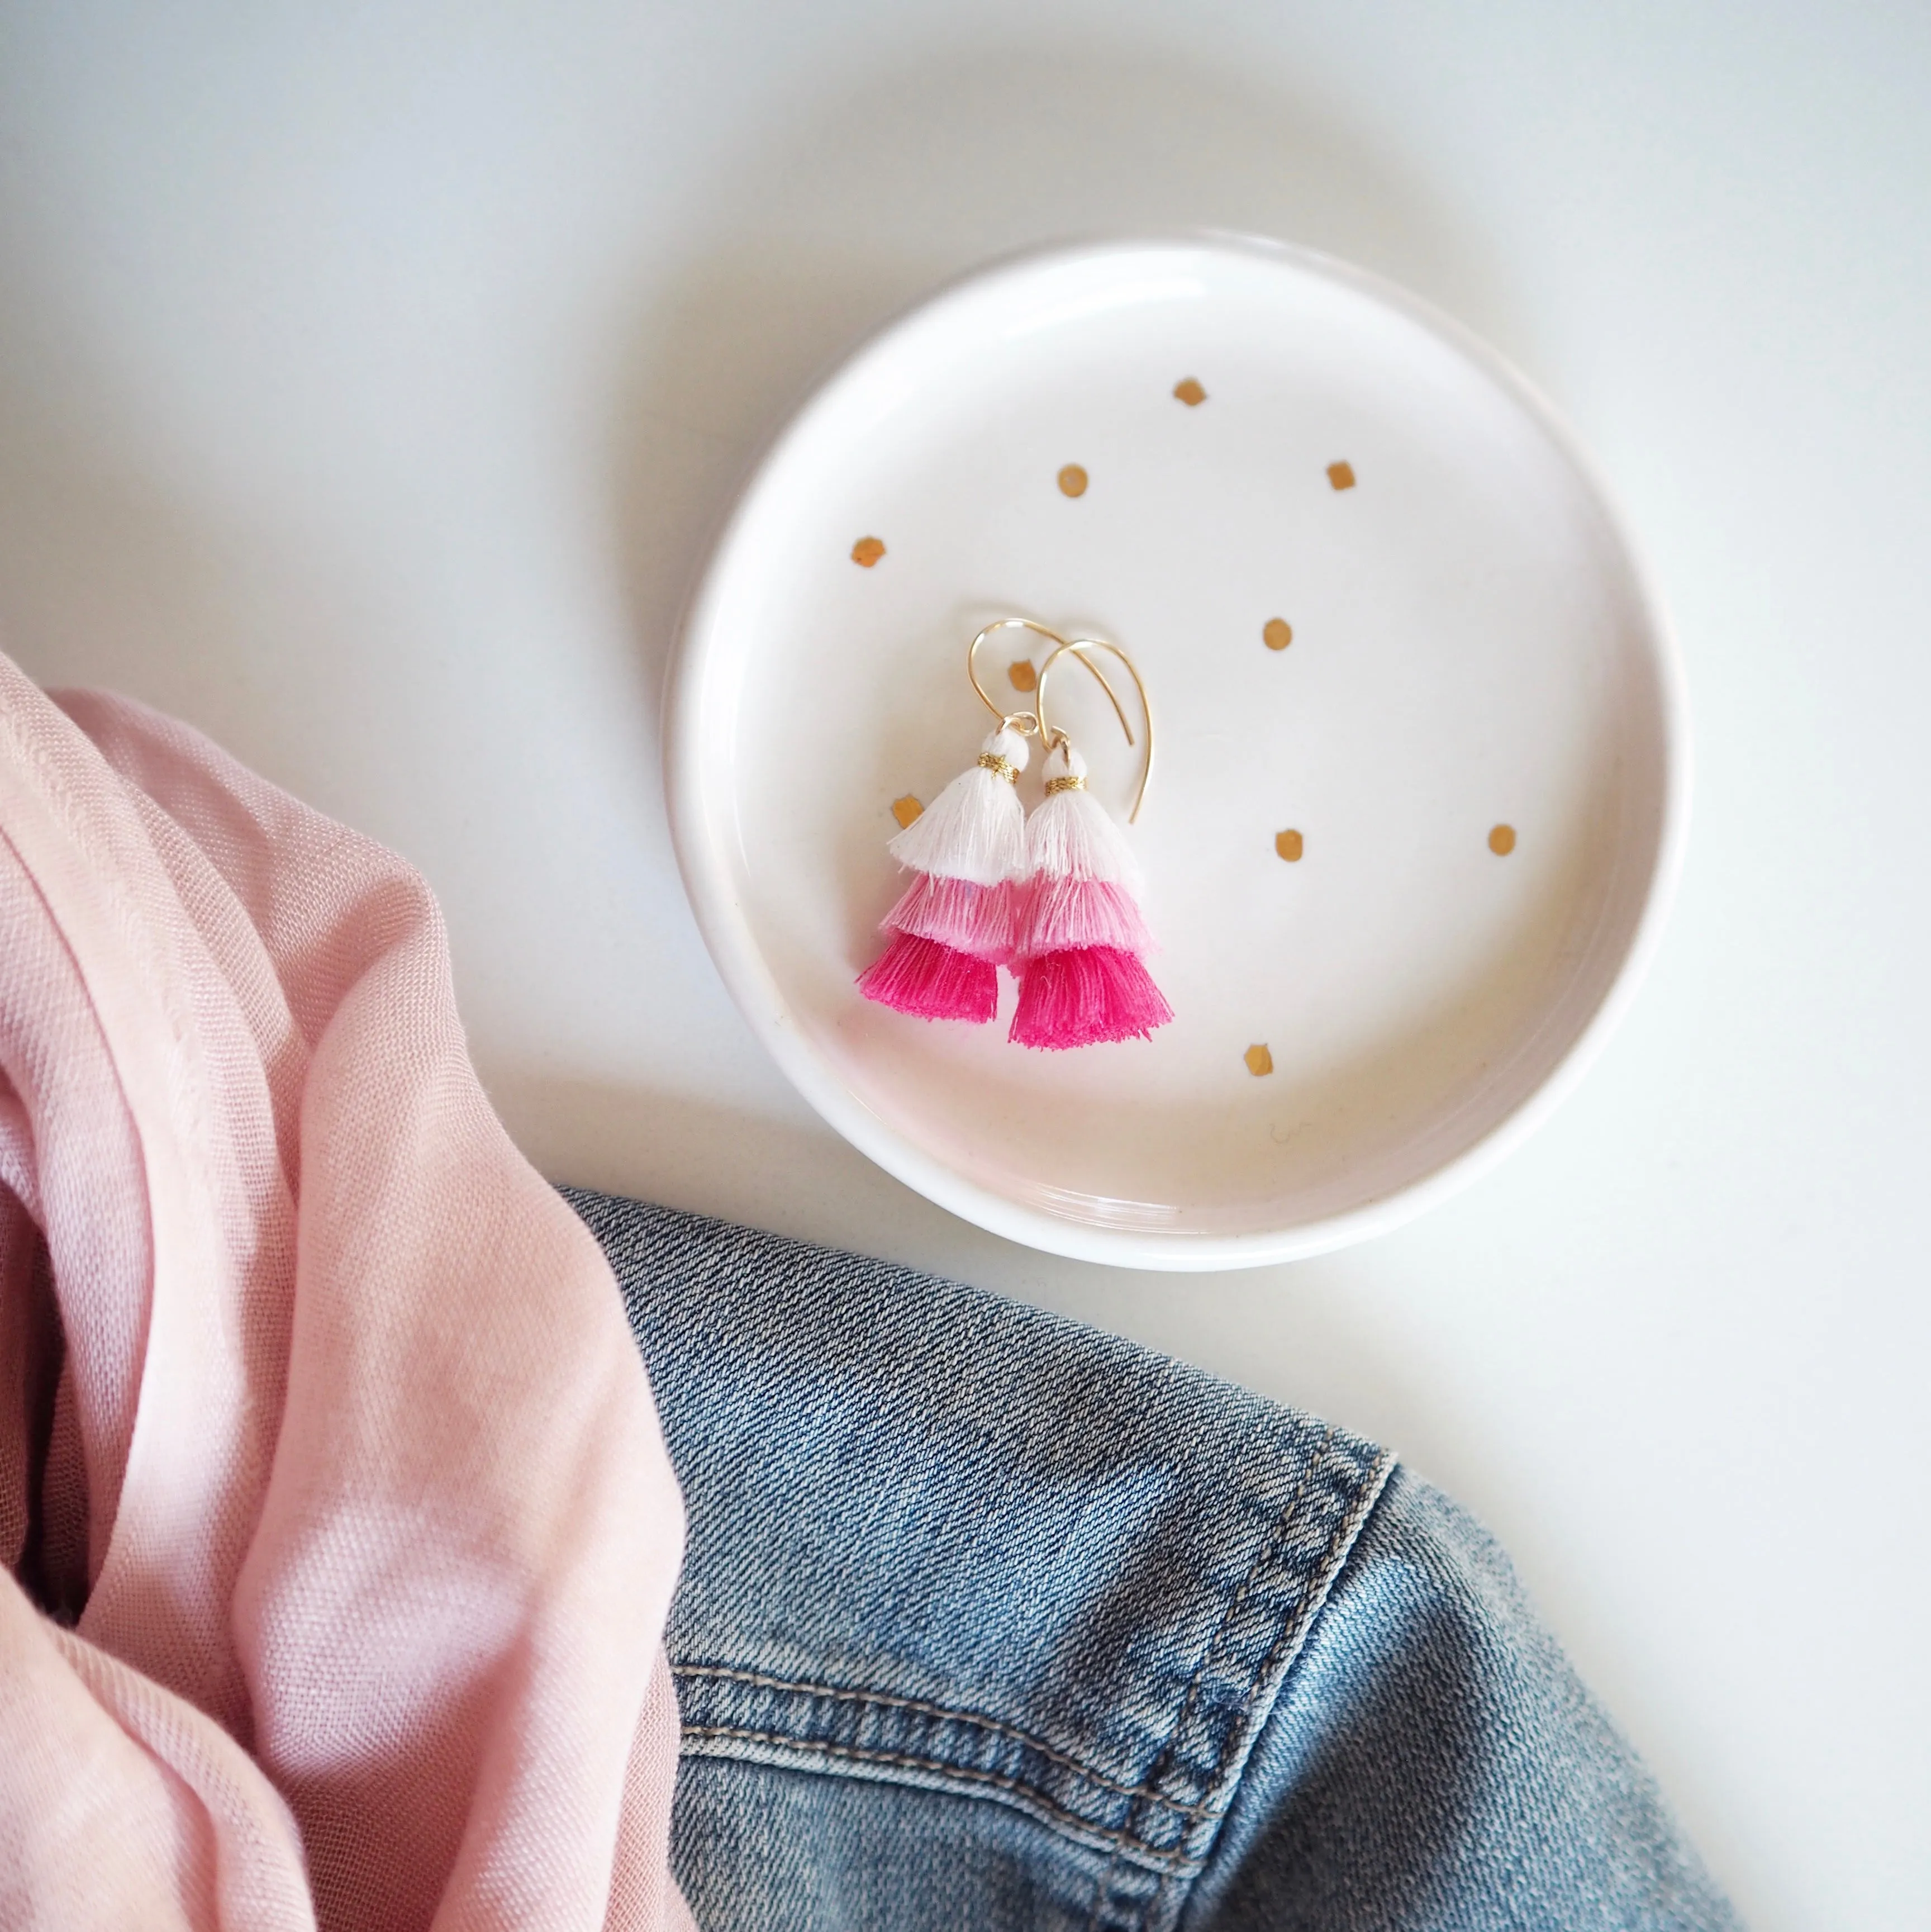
[{"left": 2, "top": 4, "right": 1925, "bottom": 1924}]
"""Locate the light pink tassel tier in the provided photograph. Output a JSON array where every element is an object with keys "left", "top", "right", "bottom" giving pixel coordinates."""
[
  {"left": 1019, "top": 875, "right": 1152, "bottom": 957},
  {"left": 882, "top": 873, "right": 1019, "bottom": 964},
  {"left": 1011, "top": 740, "right": 1172, "bottom": 1049},
  {"left": 859, "top": 725, "right": 1030, "bottom": 1024}
]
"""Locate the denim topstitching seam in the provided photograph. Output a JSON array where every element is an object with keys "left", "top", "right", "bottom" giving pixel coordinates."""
[
  {"left": 679, "top": 1722, "right": 1209, "bottom": 1872},
  {"left": 1083, "top": 1422, "right": 1348, "bottom": 1932},
  {"left": 673, "top": 1660, "right": 1193, "bottom": 1810},
  {"left": 1142, "top": 1446, "right": 1399, "bottom": 1926}
]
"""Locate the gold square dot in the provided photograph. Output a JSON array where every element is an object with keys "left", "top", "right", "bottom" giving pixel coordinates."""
[
  {"left": 1275, "top": 829, "right": 1304, "bottom": 862},
  {"left": 1326, "top": 461, "right": 1355, "bottom": 491},
  {"left": 1058, "top": 464, "right": 1088, "bottom": 497},
  {"left": 1245, "top": 1043, "right": 1274, "bottom": 1077},
  {"left": 1173, "top": 377, "right": 1207, "bottom": 406},
  {"left": 1489, "top": 823, "right": 1516, "bottom": 855},
  {"left": 1263, "top": 618, "right": 1293, "bottom": 652},
  {"left": 891, "top": 795, "right": 924, "bottom": 829},
  {"left": 1007, "top": 659, "right": 1037, "bottom": 692},
  {"left": 851, "top": 535, "right": 886, "bottom": 567}
]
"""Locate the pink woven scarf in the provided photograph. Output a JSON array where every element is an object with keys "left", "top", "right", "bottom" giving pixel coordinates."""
[{"left": 0, "top": 654, "right": 690, "bottom": 1929}]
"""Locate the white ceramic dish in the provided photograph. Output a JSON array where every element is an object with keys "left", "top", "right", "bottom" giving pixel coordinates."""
[{"left": 667, "top": 236, "right": 1687, "bottom": 1270}]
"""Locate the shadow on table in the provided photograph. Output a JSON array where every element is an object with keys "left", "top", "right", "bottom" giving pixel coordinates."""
[
  {"left": 484, "top": 1063, "right": 979, "bottom": 1274},
  {"left": 608, "top": 35, "right": 1523, "bottom": 704},
  {"left": 482, "top": 1061, "right": 1473, "bottom": 1500}
]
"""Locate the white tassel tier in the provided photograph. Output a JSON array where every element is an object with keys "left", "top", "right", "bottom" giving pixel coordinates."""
[
  {"left": 1024, "top": 742, "right": 1144, "bottom": 891},
  {"left": 887, "top": 726, "right": 1031, "bottom": 886}
]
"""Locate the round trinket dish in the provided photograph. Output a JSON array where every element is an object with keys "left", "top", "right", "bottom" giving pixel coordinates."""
[{"left": 667, "top": 236, "right": 1686, "bottom": 1269}]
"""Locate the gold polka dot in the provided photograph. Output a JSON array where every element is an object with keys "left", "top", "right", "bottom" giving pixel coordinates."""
[
  {"left": 1275, "top": 829, "right": 1304, "bottom": 862},
  {"left": 851, "top": 536, "right": 886, "bottom": 567},
  {"left": 1326, "top": 461, "right": 1355, "bottom": 491},
  {"left": 1173, "top": 377, "right": 1207, "bottom": 407},
  {"left": 1263, "top": 618, "right": 1293, "bottom": 652},
  {"left": 1057, "top": 464, "right": 1088, "bottom": 497},
  {"left": 1245, "top": 1043, "right": 1275, "bottom": 1077},
  {"left": 891, "top": 795, "right": 924, "bottom": 829},
  {"left": 1007, "top": 659, "right": 1037, "bottom": 692},
  {"left": 1488, "top": 823, "right": 1516, "bottom": 856}
]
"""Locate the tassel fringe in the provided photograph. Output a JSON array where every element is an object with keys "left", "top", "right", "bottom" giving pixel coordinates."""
[
  {"left": 1010, "top": 946, "right": 1174, "bottom": 1049},
  {"left": 857, "top": 931, "right": 999, "bottom": 1023},
  {"left": 1022, "top": 743, "right": 1142, "bottom": 890},
  {"left": 886, "top": 727, "right": 1031, "bottom": 887},
  {"left": 1018, "top": 875, "right": 1152, "bottom": 958},
  {"left": 883, "top": 874, "right": 1017, "bottom": 964}
]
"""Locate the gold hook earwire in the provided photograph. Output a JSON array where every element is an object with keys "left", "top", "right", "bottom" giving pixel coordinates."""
[
  {"left": 1034, "top": 637, "right": 1154, "bottom": 823},
  {"left": 967, "top": 617, "right": 1131, "bottom": 743}
]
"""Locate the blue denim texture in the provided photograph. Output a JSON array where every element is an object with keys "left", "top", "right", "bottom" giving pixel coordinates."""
[{"left": 569, "top": 1189, "right": 1739, "bottom": 1932}]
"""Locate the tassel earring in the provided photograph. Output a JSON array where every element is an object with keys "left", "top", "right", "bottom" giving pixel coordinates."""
[
  {"left": 1011, "top": 638, "right": 1173, "bottom": 1050},
  {"left": 858, "top": 618, "right": 1135, "bottom": 1025},
  {"left": 857, "top": 720, "right": 1030, "bottom": 1023}
]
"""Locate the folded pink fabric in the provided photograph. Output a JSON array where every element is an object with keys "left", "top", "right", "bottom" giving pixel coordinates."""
[{"left": 0, "top": 654, "right": 691, "bottom": 1929}]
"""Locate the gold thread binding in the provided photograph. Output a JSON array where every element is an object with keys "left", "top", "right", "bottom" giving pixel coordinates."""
[
  {"left": 1044, "top": 773, "right": 1086, "bottom": 795},
  {"left": 978, "top": 752, "right": 1019, "bottom": 784}
]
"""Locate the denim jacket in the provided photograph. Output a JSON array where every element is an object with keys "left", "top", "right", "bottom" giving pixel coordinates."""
[{"left": 572, "top": 1190, "right": 1739, "bottom": 1932}]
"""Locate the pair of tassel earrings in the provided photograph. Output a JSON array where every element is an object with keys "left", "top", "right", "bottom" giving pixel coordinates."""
[{"left": 858, "top": 619, "right": 1173, "bottom": 1050}]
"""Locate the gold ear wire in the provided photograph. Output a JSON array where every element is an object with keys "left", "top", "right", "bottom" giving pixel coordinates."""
[
  {"left": 1034, "top": 637, "right": 1154, "bottom": 823},
  {"left": 967, "top": 617, "right": 1133, "bottom": 746}
]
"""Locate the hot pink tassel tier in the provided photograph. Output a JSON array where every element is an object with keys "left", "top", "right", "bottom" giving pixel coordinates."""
[
  {"left": 1010, "top": 944, "right": 1174, "bottom": 1048},
  {"left": 857, "top": 928, "right": 999, "bottom": 1023},
  {"left": 881, "top": 873, "right": 1017, "bottom": 963}
]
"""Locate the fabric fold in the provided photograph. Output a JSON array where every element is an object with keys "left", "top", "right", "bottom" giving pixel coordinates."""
[{"left": 0, "top": 656, "right": 689, "bottom": 1931}]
